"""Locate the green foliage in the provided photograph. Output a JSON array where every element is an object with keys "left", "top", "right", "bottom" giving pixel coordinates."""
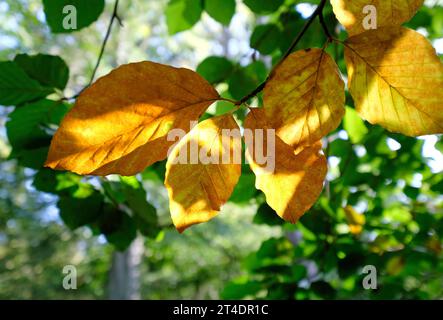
[
  {"left": 42, "top": 0, "right": 105, "bottom": 33},
  {"left": 14, "top": 54, "right": 69, "bottom": 90},
  {"left": 197, "top": 56, "right": 234, "bottom": 84},
  {"left": 228, "top": 61, "right": 267, "bottom": 100},
  {"left": 243, "top": 0, "right": 284, "bottom": 15},
  {"left": 0, "top": 61, "right": 53, "bottom": 106},
  {"left": 205, "top": 0, "right": 236, "bottom": 26},
  {"left": 58, "top": 189, "right": 103, "bottom": 230},
  {"left": 250, "top": 24, "right": 283, "bottom": 55},
  {"left": 6, "top": 99, "right": 69, "bottom": 169},
  {"left": 343, "top": 106, "right": 368, "bottom": 144},
  {"left": 166, "top": 0, "right": 203, "bottom": 34}
]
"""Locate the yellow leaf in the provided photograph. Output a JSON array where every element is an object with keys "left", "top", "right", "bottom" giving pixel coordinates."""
[
  {"left": 244, "top": 108, "right": 327, "bottom": 223},
  {"left": 344, "top": 205, "right": 365, "bottom": 235},
  {"left": 45, "top": 61, "right": 219, "bottom": 176},
  {"left": 386, "top": 256, "right": 405, "bottom": 276},
  {"left": 331, "top": 0, "right": 423, "bottom": 36},
  {"left": 345, "top": 27, "right": 443, "bottom": 136},
  {"left": 165, "top": 114, "right": 242, "bottom": 232},
  {"left": 264, "top": 48, "right": 345, "bottom": 151}
]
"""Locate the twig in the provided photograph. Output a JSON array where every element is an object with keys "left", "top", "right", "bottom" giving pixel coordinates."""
[
  {"left": 236, "top": 0, "right": 329, "bottom": 105},
  {"left": 88, "top": 0, "right": 121, "bottom": 87},
  {"left": 61, "top": 0, "right": 121, "bottom": 102}
]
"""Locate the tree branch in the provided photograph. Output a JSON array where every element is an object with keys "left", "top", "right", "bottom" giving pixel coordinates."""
[
  {"left": 236, "top": 0, "right": 329, "bottom": 105},
  {"left": 88, "top": 0, "right": 121, "bottom": 87},
  {"left": 61, "top": 0, "right": 121, "bottom": 101}
]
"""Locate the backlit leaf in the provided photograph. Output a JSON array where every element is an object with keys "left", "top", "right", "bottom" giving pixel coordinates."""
[
  {"left": 331, "top": 0, "right": 423, "bottom": 36},
  {"left": 166, "top": 0, "right": 203, "bottom": 34},
  {"left": 343, "top": 106, "right": 368, "bottom": 144},
  {"left": 165, "top": 114, "right": 242, "bottom": 232},
  {"left": 45, "top": 61, "right": 219, "bottom": 176},
  {"left": 244, "top": 109, "right": 327, "bottom": 223},
  {"left": 345, "top": 27, "right": 443, "bottom": 136},
  {"left": 264, "top": 48, "right": 345, "bottom": 151}
]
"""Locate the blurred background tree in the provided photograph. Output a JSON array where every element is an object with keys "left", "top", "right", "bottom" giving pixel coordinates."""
[{"left": 0, "top": 0, "right": 442, "bottom": 299}]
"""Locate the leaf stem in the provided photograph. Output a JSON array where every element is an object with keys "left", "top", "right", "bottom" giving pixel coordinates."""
[{"left": 236, "top": 0, "right": 329, "bottom": 105}]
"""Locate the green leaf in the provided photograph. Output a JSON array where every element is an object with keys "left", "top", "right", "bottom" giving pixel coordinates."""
[
  {"left": 205, "top": 0, "right": 235, "bottom": 25},
  {"left": 343, "top": 106, "right": 368, "bottom": 144},
  {"left": 42, "top": 0, "right": 105, "bottom": 33},
  {"left": 0, "top": 61, "right": 53, "bottom": 106},
  {"left": 228, "top": 61, "right": 267, "bottom": 100},
  {"left": 120, "top": 177, "right": 160, "bottom": 238},
  {"left": 97, "top": 204, "right": 137, "bottom": 251},
  {"left": 196, "top": 56, "right": 234, "bottom": 84},
  {"left": 14, "top": 54, "right": 69, "bottom": 90},
  {"left": 243, "top": 0, "right": 284, "bottom": 14},
  {"left": 6, "top": 99, "right": 69, "bottom": 168},
  {"left": 166, "top": 0, "right": 203, "bottom": 34},
  {"left": 221, "top": 278, "right": 262, "bottom": 299},
  {"left": 33, "top": 168, "right": 82, "bottom": 195},
  {"left": 250, "top": 24, "right": 282, "bottom": 55},
  {"left": 253, "top": 202, "right": 284, "bottom": 226},
  {"left": 58, "top": 190, "right": 104, "bottom": 230},
  {"left": 229, "top": 173, "right": 256, "bottom": 203}
]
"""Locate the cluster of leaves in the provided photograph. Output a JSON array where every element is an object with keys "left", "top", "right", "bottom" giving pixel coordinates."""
[
  {"left": 41, "top": 0, "right": 443, "bottom": 236},
  {"left": 0, "top": 1, "right": 161, "bottom": 251}
]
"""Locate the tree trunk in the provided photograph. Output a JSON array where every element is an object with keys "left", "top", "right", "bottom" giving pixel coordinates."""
[{"left": 107, "top": 237, "right": 144, "bottom": 300}]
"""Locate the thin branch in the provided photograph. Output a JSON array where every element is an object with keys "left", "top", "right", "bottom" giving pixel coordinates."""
[
  {"left": 88, "top": 0, "right": 121, "bottom": 87},
  {"left": 236, "top": 0, "right": 329, "bottom": 105},
  {"left": 60, "top": 0, "right": 121, "bottom": 102},
  {"left": 318, "top": 5, "right": 332, "bottom": 39}
]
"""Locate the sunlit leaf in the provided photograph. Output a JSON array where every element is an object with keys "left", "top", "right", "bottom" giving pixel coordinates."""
[
  {"left": 45, "top": 61, "right": 219, "bottom": 176},
  {"left": 244, "top": 108, "right": 327, "bottom": 223},
  {"left": 345, "top": 27, "right": 443, "bottom": 136},
  {"left": 331, "top": 0, "right": 423, "bottom": 36},
  {"left": 264, "top": 48, "right": 345, "bottom": 151},
  {"left": 166, "top": 0, "right": 203, "bottom": 34},
  {"left": 165, "top": 114, "right": 242, "bottom": 232}
]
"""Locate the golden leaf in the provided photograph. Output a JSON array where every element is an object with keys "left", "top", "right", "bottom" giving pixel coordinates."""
[
  {"left": 331, "top": 0, "right": 423, "bottom": 36},
  {"left": 244, "top": 108, "right": 327, "bottom": 223},
  {"left": 264, "top": 48, "right": 345, "bottom": 151},
  {"left": 165, "top": 114, "right": 242, "bottom": 232},
  {"left": 45, "top": 61, "right": 219, "bottom": 176},
  {"left": 345, "top": 27, "right": 443, "bottom": 136},
  {"left": 344, "top": 205, "right": 365, "bottom": 235}
]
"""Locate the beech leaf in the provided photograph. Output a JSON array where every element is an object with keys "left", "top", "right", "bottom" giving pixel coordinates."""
[
  {"left": 264, "top": 48, "right": 345, "bottom": 151},
  {"left": 45, "top": 61, "right": 219, "bottom": 175},
  {"left": 345, "top": 27, "right": 443, "bottom": 136},
  {"left": 244, "top": 109, "right": 327, "bottom": 223},
  {"left": 165, "top": 114, "right": 242, "bottom": 232},
  {"left": 331, "top": 0, "right": 424, "bottom": 36}
]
